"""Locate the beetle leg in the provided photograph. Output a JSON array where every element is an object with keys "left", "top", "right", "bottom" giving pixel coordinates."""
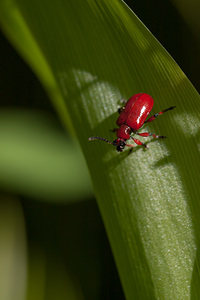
[
  {"left": 134, "top": 132, "right": 167, "bottom": 139},
  {"left": 117, "top": 99, "right": 127, "bottom": 113},
  {"left": 125, "top": 143, "right": 135, "bottom": 155},
  {"left": 119, "top": 98, "right": 127, "bottom": 105},
  {"left": 126, "top": 143, "right": 134, "bottom": 148},
  {"left": 118, "top": 106, "right": 125, "bottom": 114},
  {"left": 130, "top": 137, "right": 148, "bottom": 148},
  {"left": 145, "top": 106, "right": 176, "bottom": 123}
]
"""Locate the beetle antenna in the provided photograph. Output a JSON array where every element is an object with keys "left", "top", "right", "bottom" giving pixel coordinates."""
[{"left": 88, "top": 136, "right": 115, "bottom": 145}]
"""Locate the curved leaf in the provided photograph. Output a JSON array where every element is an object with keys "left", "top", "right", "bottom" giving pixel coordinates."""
[{"left": 0, "top": 0, "right": 200, "bottom": 299}]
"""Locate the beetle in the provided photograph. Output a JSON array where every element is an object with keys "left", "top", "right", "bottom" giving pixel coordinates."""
[{"left": 88, "top": 93, "right": 175, "bottom": 152}]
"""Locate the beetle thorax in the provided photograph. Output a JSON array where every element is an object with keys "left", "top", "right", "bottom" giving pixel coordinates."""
[{"left": 116, "top": 124, "right": 131, "bottom": 140}]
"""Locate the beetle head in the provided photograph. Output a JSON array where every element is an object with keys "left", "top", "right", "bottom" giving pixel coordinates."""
[
  {"left": 88, "top": 136, "right": 126, "bottom": 152},
  {"left": 113, "top": 138, "right": 126, "bottom": 152}
]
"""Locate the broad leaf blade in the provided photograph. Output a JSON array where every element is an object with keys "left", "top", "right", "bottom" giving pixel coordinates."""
[{"left": 0, "top": 0, "right": 200, "bottom": 299}]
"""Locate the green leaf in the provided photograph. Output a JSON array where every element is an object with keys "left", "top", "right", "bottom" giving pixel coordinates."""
[
  {"left": 0, "top": 197, "right": 26, "bottom": 300},
  {"left": 0, "top": 109, "right": 92, "bottom": 202},
  {"left": 0, "top": 0, "right": 200, "bottom": 299}
]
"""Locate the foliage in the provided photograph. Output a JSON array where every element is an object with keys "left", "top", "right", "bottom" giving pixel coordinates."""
[{"left": 0, "top": 0, "right": 200, "bottom": 299}]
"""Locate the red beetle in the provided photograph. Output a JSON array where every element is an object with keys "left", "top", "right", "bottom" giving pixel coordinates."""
[{"left": 89, "top": 93, "right": 175, "bottom": 152}]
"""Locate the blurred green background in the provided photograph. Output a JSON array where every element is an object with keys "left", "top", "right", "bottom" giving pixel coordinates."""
[{"left": 0, "top": 0, "right": 199, "bottom": 299}]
